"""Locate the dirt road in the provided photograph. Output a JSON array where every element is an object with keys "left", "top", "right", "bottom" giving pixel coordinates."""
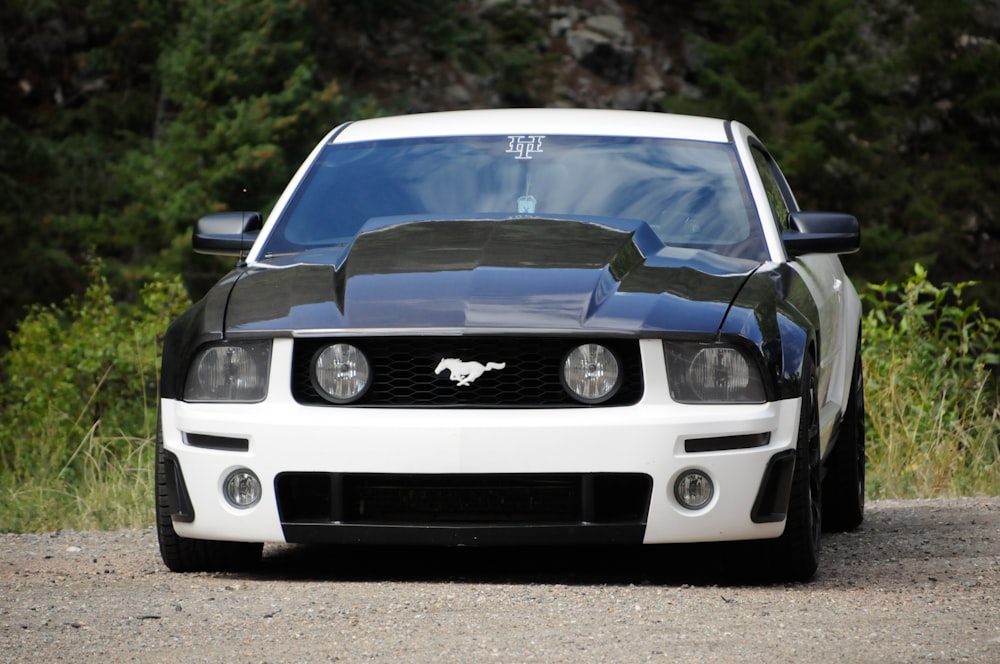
[{"left": 2, "top": 497, "right": 998, "bottom": 662}]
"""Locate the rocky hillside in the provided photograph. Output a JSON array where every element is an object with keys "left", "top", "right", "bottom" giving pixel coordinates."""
[{"left": 317, "top": 1, "right": 708, "bottom": 113}]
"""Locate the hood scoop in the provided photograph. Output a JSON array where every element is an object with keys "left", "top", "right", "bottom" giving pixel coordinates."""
[
  {"left": 329, "top": 216, "right": 655, "bottom": 329},
  {"left": 338, "top": 215, "right": 656, "bottom": 278},
  {"left": 224, "top": 215, "right": 756, "bottom": 335}
]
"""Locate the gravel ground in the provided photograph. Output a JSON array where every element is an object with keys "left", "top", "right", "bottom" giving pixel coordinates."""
[{"left": 2, "top": 497, "right": 998, "bottom": 663}]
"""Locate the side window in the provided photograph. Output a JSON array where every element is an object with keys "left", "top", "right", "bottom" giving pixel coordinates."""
[{"left": 750, "top": 146, "right": 792, "bottom": 231}]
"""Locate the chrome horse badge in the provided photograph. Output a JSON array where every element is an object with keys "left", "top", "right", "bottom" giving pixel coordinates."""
[{"left": 434, "top": 358, "right": 506, "bottom": 387}]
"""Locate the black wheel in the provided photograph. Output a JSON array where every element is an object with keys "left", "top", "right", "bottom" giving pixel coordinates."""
[
  {"left": 822, "top": 343, "right": 865, "bottom": 532},
  {"left": 767, "top": 354, "right": 822, "bottom": 582},
  {"left": 156, "top": 411, "right": 263, "bottom": 573}
]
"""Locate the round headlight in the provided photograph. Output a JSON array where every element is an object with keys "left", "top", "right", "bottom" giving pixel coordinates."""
[
  {"left": 312, "top": 343, "right": 371, "bottom": 404},
  {"left": 561, "top": 343, "right": 622, "bottom": 404}
]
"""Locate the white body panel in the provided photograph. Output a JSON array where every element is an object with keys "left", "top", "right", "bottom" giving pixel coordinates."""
[
  {"left": 164, "top": 339, "right": 796, "bottom": 544},
  {"left": 333, "top": 108, "right": 730, "bottom": 143},
  {"left": 792, "top": 254, "right": 861, "bottom": 455}
]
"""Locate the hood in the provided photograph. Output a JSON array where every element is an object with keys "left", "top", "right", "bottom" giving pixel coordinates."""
[{"left": 223, "top": 216, "right": 759, "bottom": 336}]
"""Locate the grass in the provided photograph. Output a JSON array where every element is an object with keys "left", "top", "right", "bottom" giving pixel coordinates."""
[
  {"left": 1, "top": 431, "right": 156, "bottom": 532},
  {"left": 861, "top": 265, "right": 1000, "bottom": 497},
  {"left": 0, "top": 266, "right": 188, "bottom": 533},
  {"left": 0, "top": 264, "right": 997, "bottom": 532},
  {"left": 865, "top": 349, "right": 1000, "bottom": 496}
]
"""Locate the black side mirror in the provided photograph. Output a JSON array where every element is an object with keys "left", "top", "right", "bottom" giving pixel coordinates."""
[
  {"left": 782, "top": 212, "right": 860, "bottom": 257},
  {"left": 192, "top": 212, "right": 263, "bottom": 256}
]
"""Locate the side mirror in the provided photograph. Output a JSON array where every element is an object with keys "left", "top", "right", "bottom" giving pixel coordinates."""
[
  {"left": 192, "top": 212, "right": 263, "bottom": 256},
  {"left": 782, "top": 212, "right": 860, "bottom": 257}
]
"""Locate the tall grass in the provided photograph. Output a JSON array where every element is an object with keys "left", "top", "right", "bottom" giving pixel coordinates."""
[
  {"left": 2, "top": 428, "right": 156, "bottom": 532},
  {"left": 0, "top": 263, "right": 997, "bottom": 533},
  {"left": 862, "top": 264, "right": 1000, "bottom": 497},
  {"left": 0, "top": 264, "right": 188, "bottom": 532}
]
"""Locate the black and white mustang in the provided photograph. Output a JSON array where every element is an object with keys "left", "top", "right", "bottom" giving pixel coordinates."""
[{"left": 157, "top": 109, "right": 865, "bottom": 581}]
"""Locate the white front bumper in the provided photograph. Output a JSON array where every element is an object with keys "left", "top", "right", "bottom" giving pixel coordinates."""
[{"left": 163, "top": 339, "right": 800, "bottom": 544}]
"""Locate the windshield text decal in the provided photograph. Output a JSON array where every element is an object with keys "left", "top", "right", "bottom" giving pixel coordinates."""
[{"left": 506, "top": 135, "right": 544, "bottom": 159}]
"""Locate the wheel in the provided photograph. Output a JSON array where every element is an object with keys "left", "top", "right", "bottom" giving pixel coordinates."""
[
  {"left": 767, "top": 354, "right": 822, "bottom": 582},
  {"left": 822, "top": 342, "right": 865, "bottom": 532},
  {"left": 156, "top": 411, "right": 263, "bottom": 573}
]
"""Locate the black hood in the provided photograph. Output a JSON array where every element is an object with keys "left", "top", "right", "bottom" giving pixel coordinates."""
[{"left": 223, "top": 217, "right": 759, "bottom": 336}]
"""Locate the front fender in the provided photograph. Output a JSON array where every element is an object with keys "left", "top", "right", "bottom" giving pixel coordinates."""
[
  {"left": 159, "top": 269, "right": 245, "bottom": 399},
  {"left": 720, "top": 265, "right": 818, "bottom": 401}
]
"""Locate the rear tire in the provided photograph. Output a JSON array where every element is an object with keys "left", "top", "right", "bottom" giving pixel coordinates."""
[
  {"left": 156, "top": 412, "right": 263, "bottom": 573},
  {"left": 767, "top": 354, "right": 822, "bottom": 582},
  {"left": 822, "top": 343, "right": 865, "bottom": 532}
]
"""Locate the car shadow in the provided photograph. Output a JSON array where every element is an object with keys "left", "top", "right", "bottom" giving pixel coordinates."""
[{"left": 245, "top": 540, "right": 782, "bottom": 587}]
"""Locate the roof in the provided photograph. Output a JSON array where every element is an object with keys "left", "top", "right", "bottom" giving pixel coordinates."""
[{"left": 331, "top": 108, "right": 731, "bottom": 144}]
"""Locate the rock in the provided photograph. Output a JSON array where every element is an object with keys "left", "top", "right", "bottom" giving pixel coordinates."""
[
  {"left": 612, "top": 87, "right": 646, "bottom": 110},
  {"left": 584, "top": 15, "right": 629, "bottom": 42},
  {"left": 565, "top": 23, "right": 636, "bottom": 84},
  {"left": 443, "top": 83, "right": 472, "bottom": 106},
  {"left": 477, "top": 0, "right": 538, "bottom": 19},
  {"left": 550, "top": 16, "right": 573, "bottom": 38}
]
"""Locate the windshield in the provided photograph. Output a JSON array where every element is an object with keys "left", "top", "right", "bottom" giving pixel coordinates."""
[{"left": 261, "top": 135, "right": 766, "bottom": 260}]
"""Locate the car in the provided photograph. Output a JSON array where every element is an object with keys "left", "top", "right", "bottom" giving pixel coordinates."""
[{"left": 156, "top": 108, "right": 865, "bottom": 581}]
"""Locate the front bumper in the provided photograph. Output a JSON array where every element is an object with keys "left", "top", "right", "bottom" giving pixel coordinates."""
[{"left": 162, "top": 339, "right": 800, "bottom": 545}]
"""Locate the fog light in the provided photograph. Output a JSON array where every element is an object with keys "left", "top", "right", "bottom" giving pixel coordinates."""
[
  {"left": 312, "top": 343, "right": 371, "bottom": 404},
  {"left": 674, "top": 470, "right": 714, "bottom": 510},
  {"left": 561, "top": 343, "right": 622, "bottom": 404},
  {"left": 223, "top": 469, "right": 262, "bottom": 509}
]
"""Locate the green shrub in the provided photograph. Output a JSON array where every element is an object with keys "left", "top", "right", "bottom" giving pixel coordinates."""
[
  {"left": 861, "top": 264, "right": 1000, "bottom": 498},
  {"left": 0, "top": 264, "right": 190, "bottom": 532}
]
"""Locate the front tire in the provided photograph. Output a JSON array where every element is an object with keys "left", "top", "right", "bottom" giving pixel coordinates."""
[
  {"left": 768, "top": 354, "right": 822, "bottom": 582},
  {"left": 822, "top": 343, "right": 865, "bottom": 532},
  {"left": 156, "top": 412, "right": 263, "bottom": 573}
]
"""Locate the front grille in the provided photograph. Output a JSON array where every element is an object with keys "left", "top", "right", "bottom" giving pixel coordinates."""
[
  {"left": 275, "top": 473, "right": 652, "bottom": 526},
  {"left": 291, "top": 336, "right": 643, "bottom": 407}
]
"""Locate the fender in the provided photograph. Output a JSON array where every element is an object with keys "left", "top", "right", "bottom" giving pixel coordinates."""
[
  {"left": 159, "top": 269, "right": 245, "bottom": 399},
  {"left": 720, "top": 263, "right": 819, "bottom": 401}
]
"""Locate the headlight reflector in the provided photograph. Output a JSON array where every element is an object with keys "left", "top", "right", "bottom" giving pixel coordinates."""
[
  {"left": 664, "top": 342, "right": 765, "bottom": 403},
  {"left": 184, "top": 340, "right": 271, "bottom": 402},
  {"left": 561, "top": 343, "right": 622, "bottom": 404},
  {"left": 312, "top": 343, "right": 371, "bottom": 404}
]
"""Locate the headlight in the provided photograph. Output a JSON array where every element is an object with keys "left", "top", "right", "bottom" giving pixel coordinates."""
[
  {"left": 184, "top": 340, "right": 271, "bottom": 402},
  {"left": 312, "top": 343, "right": 371, "bottom": 404},
  {"left": 663, "top": 342, "right": 766, "bottom": 404},
  {"left": 561, "top": 343, "right": 622, "bottom": 404}
]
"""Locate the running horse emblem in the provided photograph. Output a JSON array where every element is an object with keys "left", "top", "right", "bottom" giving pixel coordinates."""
[{"left": 434, "top": 358, "right": 506, "bottom": 387}]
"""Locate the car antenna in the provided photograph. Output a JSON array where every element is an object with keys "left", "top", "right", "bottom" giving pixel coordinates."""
[{"left": 237, "top": 187, "right": 249, "bottom": 268}]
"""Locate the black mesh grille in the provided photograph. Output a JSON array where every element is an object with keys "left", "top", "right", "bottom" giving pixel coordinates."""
[
  {"left": 291, "top": 336, "right": 643, "bottom": 407},
  {"left": 275, "top": 473, "right": 653, "bottom": 526}
]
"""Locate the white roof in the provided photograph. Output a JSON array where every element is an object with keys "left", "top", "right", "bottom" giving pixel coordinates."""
[{"left": 332, "top": 108, "right": 731, "bottom": 144}]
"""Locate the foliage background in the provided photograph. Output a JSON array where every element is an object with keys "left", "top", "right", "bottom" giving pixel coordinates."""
[
  {"left": 0, "top": 0, "right": 997, "bottom": 530},
  {"left": 2, "top": 0, "right": 999, "bottom": 332}
]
